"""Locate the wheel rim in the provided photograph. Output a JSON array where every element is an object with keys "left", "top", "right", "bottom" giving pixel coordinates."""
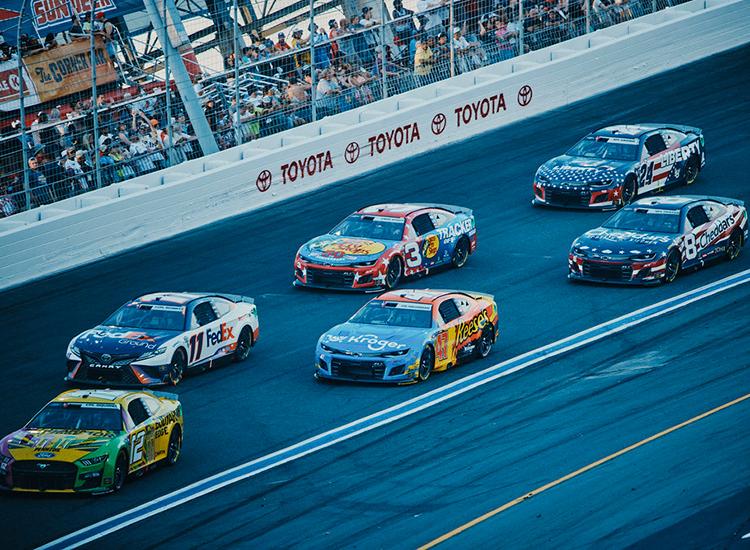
[
  {"left": 622, "top": 181, "right": 636, "bottom": 205},
  {"left": 168, "top": 431, "right": 181, "bottom": 464},
  {"left": 454, "top": 240, "right": 469, "bottom": 268},
  {"left": 169, "top": 354, "right": 185, "bottom": 385},
  {"left": 419, "top": 349, "right": 433, "bottom": 380},
  {"left": 114, "top": 460, "right": 125, "bottom": 490},
  {"left": 386, "top": 259, "right": 402, "bottom": 288},
  {"left": 727, "top": 234, "right": 740, "bottom": 260},
  {"left": 665, "top": 252, "right": 680, "bottom": 282},
  {"left": 237, "top": 330, "right": 250, "bottom": 359},
  {"left": 685, "top": 158, "right": 698, "bottom": 184},
  {"left": 478, "top": 332, "right": 492, "bottom": 357}
]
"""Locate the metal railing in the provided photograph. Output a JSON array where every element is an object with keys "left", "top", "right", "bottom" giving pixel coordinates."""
[{"left": 0, "top": 0, "right": 694, "bottom": 218}]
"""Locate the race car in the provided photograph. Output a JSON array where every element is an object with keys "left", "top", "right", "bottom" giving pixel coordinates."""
[
  {"left": 0, "top": 389, "right": 183, "bottom": 494},
  {"left": 315, "top": 289, "right": 499, "bottom": 383},
  {"left": 569, "top": 196, "right": 747, "bottom": 285},
  {"left": 66, "top": 292, "right": 259, "bottom": 386},
  {"left": 294, "top": 203, "right": 477, "bottom": 291},
  {"left": 533, "top": 124, "right": 705, "bottom": 210}
]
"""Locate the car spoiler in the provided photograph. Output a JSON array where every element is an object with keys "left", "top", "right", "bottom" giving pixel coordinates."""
[
  {"left": 680, "top": 195, "right": 745, "bottom": 208},
  {"left": 188, "top": 292, "right": 255, "bottom": 304},
  {"left": 425, "top": 289, "right": 494, "bottom": 302},
  {"left": 148, "top": 390, "right": 179, "bottom": 401},
  {"left": 407, "top": 203, "right": 473, "bottom": 216},
  {"left": 637, "top": 122, "right": 703, "bottom": 135}
]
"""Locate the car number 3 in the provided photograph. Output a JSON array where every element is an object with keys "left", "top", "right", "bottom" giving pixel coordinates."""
[{"left": 404, "top": 242, "right": 422, "bottom": 268}]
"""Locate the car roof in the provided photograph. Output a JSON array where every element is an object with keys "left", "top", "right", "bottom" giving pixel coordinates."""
[
  {"left": 376, "top": 289, "right": 466, "bottom": 304},
  {"left": 357, "top": 203, "right": 439, "bottom": 218},
  {"left": 136, "top": 292, "right": 205, "bottom": 305},
  {"left": 53, "top": 389, "right": 137, "bottom": 406},
  {"left": 594, "top": 125, "right": 655, "bottom": 138},
  {"left": 630, "top": 196, "right": 701, "bottom": 210}
]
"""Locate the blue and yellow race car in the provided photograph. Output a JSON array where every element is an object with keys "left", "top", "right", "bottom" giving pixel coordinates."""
[{"left": 315, "top": 289, "right": 499, "bottom": 383}]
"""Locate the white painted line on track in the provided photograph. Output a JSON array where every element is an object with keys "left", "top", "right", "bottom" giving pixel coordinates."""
[
  {"left": 39, "top": 268, "right": 750, "bottom": 550},
  {"left": 742, "top": 531, "right": 750, "bottom": 540}
]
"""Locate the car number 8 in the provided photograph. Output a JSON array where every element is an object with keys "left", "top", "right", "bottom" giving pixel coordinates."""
[
  {"left": 684, "top": 234, "right": 697, "bottom": 260},
  {"left": 404, "top": 242, "right": 422, "bottom": 268}
]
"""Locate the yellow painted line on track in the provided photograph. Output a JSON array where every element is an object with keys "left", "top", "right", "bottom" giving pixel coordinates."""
[{"left": 419, "top": 392, "right": 750, "bottom": 549}]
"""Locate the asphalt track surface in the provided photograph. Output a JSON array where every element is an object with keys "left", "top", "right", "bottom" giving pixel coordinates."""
[{"left": 0, "top": 45, "right": 748, "bottom": 549}]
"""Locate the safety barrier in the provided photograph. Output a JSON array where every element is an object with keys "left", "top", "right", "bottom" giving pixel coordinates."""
[{"left": 0, "top": 0, "right": 748, "bottom": 290}]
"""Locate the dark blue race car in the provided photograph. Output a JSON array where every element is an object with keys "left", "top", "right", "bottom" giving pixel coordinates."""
[
  {"left": 569, "top": 196, "right": 747, "bottom": 285},
  {"left": 533, "top": 124, "right": 705, "bottom": 210}
]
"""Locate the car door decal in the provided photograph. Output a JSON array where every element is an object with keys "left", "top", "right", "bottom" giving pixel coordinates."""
[
  {"left": 188, "top": 332, "right": 203, "bottom": 363},
  {"left": 130, "top": 430, "right": 146, "bottom": 468},
  {"left": 404, "top": 242, "right": 422, "bottom": 268}
]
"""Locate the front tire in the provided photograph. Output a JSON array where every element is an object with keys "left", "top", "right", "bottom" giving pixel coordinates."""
[
  {"left": 663, "top": 249, "right": 681, "bottom": 284},
  {"left": 417, "top": 346, "right": 434, "bottom": 382},
  {"left": 233, "top": 326, "right": 252, "bottom": 363},
  {"left": 725, "top": 230, "right": 743, "bottom": 261},
  {"left": 111, "top": 454, "right": 128, "bottom": 492},
  {"left": 167, "top": 350, "right": 186, "bottom": 386},
  {"left": 684, "top": 155, "right": 700, "bottom": 186},
  {"left": 385, "top": 256, "right": 403, "bottom": 289},
  {"left": 165, "top": 427, "right": 182, "bottom": 466},
  {"left": 451, "top": 237, "right": 470, "bottom": 269}
]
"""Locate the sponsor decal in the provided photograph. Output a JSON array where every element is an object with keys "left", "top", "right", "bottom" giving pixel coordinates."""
[
  {"left": 35, "top": 452, "right": 55, "bottom": 458},
  {"left": 324, "top": 334, "right": 408, "bottom": 352},
  {"left": 431, "top": 113, "right": 447, "bottom": 135},
  {"left": 456, "top": 310, "right": 490, "bottom": 343},
  {"left": 586, "top": 228, "right": 671, "bottom": 245},
  {"left": 422, "top": 234, "right": 440, "bottom": 258},
  {"left": 517, "top": 85, "right": 533, "bottom": 106},
  {"left": 280, "top": 150, "right": 333, "bottom": 184},
  {"left": 436, "top": 218, "right": 474, "bottom": 240},
  {"left": 454, "top": 93, "right": 506, "bottom": 127},
  {"left": 31, "top": 0, "right": 117, "bottom": 30},
  {"left": 698, "top": 213, "right": 736, "bottom": 248},
  {"left": 366, "top": 123, "right": 421, "bottom": 157},
  {"left": 310, "top": 239, "right": 386, "bottom": 257},
  {"left": 206, "top": 322, "right": 234, "bottom": 346},
  {"left": 256, "top": 169, "right": 272, "bottom": 192},
  {"left": 117, "top": 339, "right": 159, "bottom": 350},
  {"left": 121, "top": 332, "right": 157, "bottom": 342},
  {"left": 435, "top": 332, "right": 448, "bottom": 361},
  {"left": 344, "top": 142, "right": 360, "bottom": 164},
  {"left": 654, "top": 141, "right": 699, "bottom": 168}
]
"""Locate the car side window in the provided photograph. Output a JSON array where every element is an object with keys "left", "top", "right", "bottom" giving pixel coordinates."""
[
  {"left": 438, "top": 299, "right": 462, "bottom": 324},
  {"left": 127, "top": 399, "right": 150, "bottom": 426},
  {"left": 453, "top": 297, "right": 472, "bottom": 315},
  {"left": 210, "top": 298, "right": 232, "bottom": 318},
  {"left": 142, "top": 396, "right": 161, "bottom": 415},
  {"left": 192, "top": 301, "right": 218, "bottom": 327},
  {"left": 428, "top": 211, "right": 453, "bottom": 228},
  {"left": 661, "top": 130, "right": 685, "bottom": 146},
  {"left": 702, "top": 203, "right": 725, "bottom": 221},
  {"left": 644, "top": 133, "right": 668, "bottom": 156},
  {"left": 411, "top": 213, "right": 436, "bottom": 237},
  {"left": 686, "top": 205, "right": 710, "bottom": 228}
]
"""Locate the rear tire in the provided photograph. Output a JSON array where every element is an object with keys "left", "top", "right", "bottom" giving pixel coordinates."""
[
  {"left": 663, "top": 249, "right": 681, "bottom": 284},
  {"left": 233, "top": 326, "right": 252, "bottom": 363},
  {"left": 684, "top": 155, "right": 700, "bottom": 186},
  {"left": 165, "top": 427, "right": 182, "bottom": 466},
  {"left": 451, "top": 237, "right": 470, "bottom": 269},
  {"left": 385, "top": 256, "right": 403, "bottom": 290},
  {"left": 167, "top": 350, "right": 186, "bottom": 386},
  {"left": 417, "top": 346, "right": 434, "bottom": 382},
  {"left": 621, "top": 176, "right": 637, "bottom": 206},
  {"left": 725, "top": 230, "right": 742, "bottom": 261},
  {"left": 475, "top": 327, "right": 494, "bottom": 359}
]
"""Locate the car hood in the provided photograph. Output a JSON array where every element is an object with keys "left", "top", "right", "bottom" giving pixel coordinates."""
[
  {"left": 574, "top": 227, "right": 675, "bottom": 259},
  {"left": 538, "top": 155, "right": 633, "bottom": 185},
  {"left": 74, "top": 326, "right": 179, "bottom": 356},
  {"left": 320, "top": 323, "right": 429, "bottom": 354},
  {"left": 300, "top": 235, "right": 397, "bottom": 266},
  {"left": 1, "top": 428, "right": 119, "bottom": 462}
]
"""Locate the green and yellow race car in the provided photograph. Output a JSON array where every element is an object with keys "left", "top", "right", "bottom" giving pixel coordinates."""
[{"left": 0, "top": 389, "right": 183, "bottom": 494}]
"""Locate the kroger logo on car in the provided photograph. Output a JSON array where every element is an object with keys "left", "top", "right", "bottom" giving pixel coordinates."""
[{"left": 324, "top": 334, "right": 407, "bottom": 352}]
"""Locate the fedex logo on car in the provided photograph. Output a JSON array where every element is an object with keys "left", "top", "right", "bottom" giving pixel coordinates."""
[{"left": 206, "top": 323, "right": 234, "bottom": 346}]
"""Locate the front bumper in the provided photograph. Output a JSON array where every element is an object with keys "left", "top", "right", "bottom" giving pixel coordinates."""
[
  {"left": 533, "top": 183, "right": 621, "bottom": 210},
  {"left": 294, "top": 258, "right": 386, "bottom": 291},
  {"left": 568, "top": 254, "right": 666, "bottom": 286},
  {"left": 66, "top": 357, "right": 168, "bottom": 387},
  {"left": 315, "top": 352, "right": 420, "bottom": 384},
  {"left": 1, "top": 459, "right": 113, "bottom": 494}
]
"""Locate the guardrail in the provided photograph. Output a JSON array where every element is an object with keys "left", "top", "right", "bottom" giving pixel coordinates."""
[{"left": 0, "top": 0, "right": 748, "bottom": 291}]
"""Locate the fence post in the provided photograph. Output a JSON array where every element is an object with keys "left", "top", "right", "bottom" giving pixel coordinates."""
[
  {"left": 309, "top": 0, "right": 317, "bottom": 122},
  {"left": 380, "top": 0, "right": 387, "bottom": 99},
  {"left": 585, "top": 0, "right": 591, "bottom": 34},
  {"left": 652, "top": 0, "right": 657, "bottom": 13},
  {"left": 518, "top": 0, "right": 525, "bottom": 57},
  {"left": 90, "top": 1, "right": 102, "bottom": 189},
  {"left": 162, "top": 0, "right": 174, "bottom": 166},
  {"left": 16, "top": 4, "right": 30, "bottom": 211},
  {"left": 449, "top": 0, "right": 455, "bottom": 77},
  {"left": 232, "top": 0, "right": 242, "bottom": 146}
]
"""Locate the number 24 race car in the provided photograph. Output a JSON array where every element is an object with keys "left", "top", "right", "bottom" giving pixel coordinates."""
[
  {"left": 66, "top": 292, "right": 259, "bottom": 387},
  {"left": 294, "top": 203, "right": 477, "bottom": 291},
  {"left": 569, "top": 196, "right": 747, "bottom": 285},
  {"left": 0, "top": 389, "right": 183, "bottom": 494},
  {"left": 533, "top": 124, "right": 705, "bottom": 210},
  {"left": 315, "top": 289, "right": 499, "bottom": 383}
]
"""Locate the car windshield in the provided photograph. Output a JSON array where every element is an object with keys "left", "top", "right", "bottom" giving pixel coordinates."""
[
  {"left": 603, "top": 207, "right": 680, "bottom": 233},
  {"left": 350, "top": 301, "right": 433, "bottom": 328},
  {"left": 103, "top": 302, "right": 185, "bottom": 331},
  {"left": 330, "top": 215, "right": 404, "bottom": 241},
  {"left": 28, "top": 402, "right": 122, "bottom": 432},
  {"left": 567, "top": 136, "right": 639, "bottom": 161}
]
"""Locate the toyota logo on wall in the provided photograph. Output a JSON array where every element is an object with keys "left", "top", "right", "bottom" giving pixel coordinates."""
[
  {"left": 344, "top": 142, "right": 360, "bottom": 164},
  {"left": 256, "top": 170, "right": 272, "bottom": 192},
  {"left": 431, "top": 113, "right": 447, "bottom": 135},
  {"left": 517, "top": 85, "right": 533, "bottom": 106}
]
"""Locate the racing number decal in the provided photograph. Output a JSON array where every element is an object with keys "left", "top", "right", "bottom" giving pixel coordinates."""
[
  {"left": 188, "top": 333, "right": 203, "bottom": 363},
  {"left": 639, "top": 161, "right": 654, "bottom": 188},
  {"left": 404, "top": 242, "right": 422, "bottom": 268},
  {"left": 435, "top": 332, "right": 449, "bottom": 361},
  {"left": 684, "top": 234, "right": 698, "bottom": 260},
  {"left": 130, "top": 431, "right": 145, "bottom": 464}
]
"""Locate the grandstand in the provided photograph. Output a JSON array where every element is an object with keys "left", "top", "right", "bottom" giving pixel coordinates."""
[{"left": 0, "top": 0, "right": 683, "bottom": 217}]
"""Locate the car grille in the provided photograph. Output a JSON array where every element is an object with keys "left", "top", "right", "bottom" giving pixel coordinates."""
[
  {"left": 82, "top": 351, "right": 140, "bottom": 364},
  {"left": 583, "top": 260, "right": 633, "bottom": 281},
  {"left": 330, "top": 358, "right": 385, "bottom": 380},
  {"left": 79, "top": 352, "right": 141, "bottom": 385},
  {"left": 544, "top": 187, "right": 590, "bottom": 207},
  {"left": 307, "top": 268, "right": 355, "bottom": 288},
  {"left": 12, "top": 461, "right": 77, "bottom": 491}
]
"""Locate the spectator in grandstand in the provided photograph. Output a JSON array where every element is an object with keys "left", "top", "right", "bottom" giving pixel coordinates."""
[
  {"left": 392, "top": 0, "right": 418, "bottom": 43},
  {"left": 26, "top": 157, "right": 52, "bottom": 207},
  {"left": 109, "top": 144, "right": 136, "bottom": 181},
  {"left": 204, "top": 99, "right": 222, "bottom": 131},
  {"left": 291, "top": 29, "right": 310, "bottom": 73},
  {"left": 128, "top": 133, "right": 156, "bottom": 175},
  {"left": 349, "top": 15, "right": 373, "bottom": 65},
  {"left": 51, "top": 151, "right": 75, "bottom": 199},
  {"left": 361, "top": 6, "right": 381, "bottom": 52},
  {"left": 414, "top": 38, "right": 434, "bottom": 86},
  {"left": 452, "top": 26, "right": 482, "bottom": 72},
  {"left": 416, "top": 0, "right": 448, "bottom": 32},
  {"left": 0, "top": 183, "right": 17, "bottom": 217},
  {"left": 328, "top": 20, "right": 342, "bottom": 61},
  {"left": 311, "top": 24, "right": 332, "bottom": 70},
  {"left": 99, "top": 14, "right": 118, "bottom": 61}
]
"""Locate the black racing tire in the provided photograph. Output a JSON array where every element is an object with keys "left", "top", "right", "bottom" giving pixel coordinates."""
[
  {"left": 233, "top": 326, "right": 252, "bottom": 363},
  {"left": 385, "top": 256, "right": 403, "bottom": 290},
  {"left": 663, "top": 249, "right": 681, "bottom": 284},
  {"left": 725, "top": 229, "right": 743, "bottom": 261},
  {"left": 417, "top": 346, "right": 435, "bottom": 382},
  {"left": 111, "top": 453, "right": 128, "bottom": 493},
  {"left": 167, "top": 349, "right": 187, "bottom": 386},
  {"left": 621, "top": 176, "right": 638, "bottom": 206},
  {"left": 684, "top": 155, "right": 700, "bottom": 186},
  {"left": 451, "top": 237, "right": 470, "bottom": 269},
  {"left": 165, "top": 426, "right": 182, "bottom": 466},
  {"left": 475, "top": 326, "right": 494, "bottom": 359}
]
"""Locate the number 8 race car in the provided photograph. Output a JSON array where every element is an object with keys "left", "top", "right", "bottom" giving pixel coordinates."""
[
  {"left": 569, "top": 196, "right": 747, "bottom": 285},
  {"left": 533, "top": 124, "right": 705, "bottom": 210},
  {"left": 294, "top": 203, "right": 477, "bottom": 291},
  {"left": 66, "top": 292, "right": 259, "bottom": 386}
]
